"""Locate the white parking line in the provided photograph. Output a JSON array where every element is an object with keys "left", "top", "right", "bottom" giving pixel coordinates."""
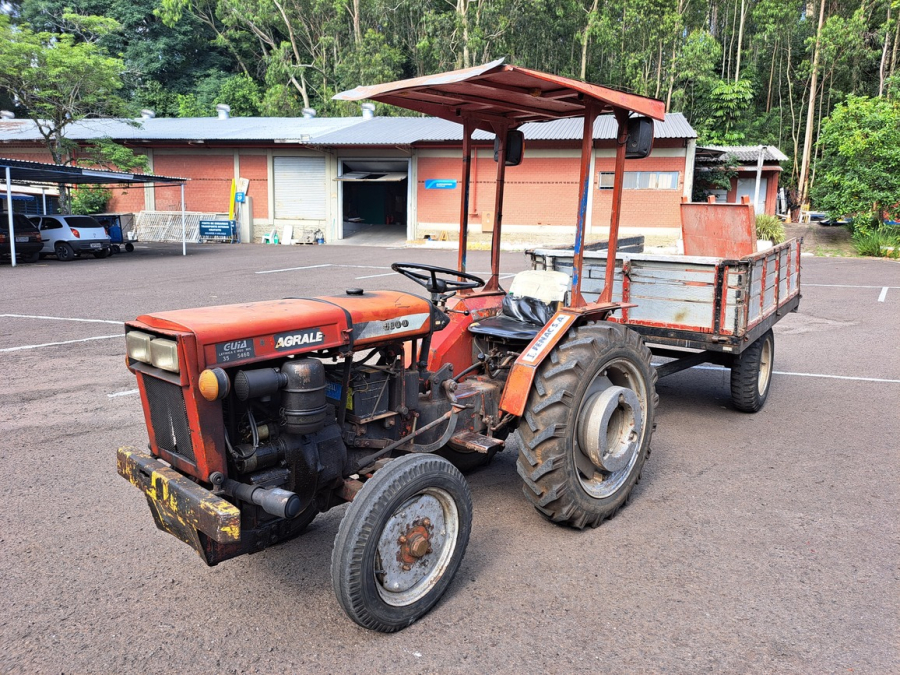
[
  {"left": 0, "top": 313, "right": 122, "bottom": 325},
  {"left": 0, "top": 334, "right": 122, "bottom": 353},
  {"left": 878, "top": 287, "right": 889, "bottom": 302},
  {"left": 255, "top": 263, "right": 331, "bottom": 275},
  {"left": 356, "top": 272, "right": 397, "bottom": 279},
  {"left": 689, "top": 364, "right": 900, "bottom": 383},
  {"left": 108, "top": 389, "right": 139, "bottom": 398},
  {"left": 805, "top": 283, "right": 900, "bottom": 289}
]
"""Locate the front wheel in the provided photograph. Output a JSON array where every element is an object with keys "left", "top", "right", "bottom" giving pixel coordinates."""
[
  {"left": 730, "top": 330, "right": 774, "bottom": 413},
  {"left": 517, "top": 322, "right": 658, "bottom": 529},
  {"left": 331, "top": 454, "right": 472, "bottom": 632}
]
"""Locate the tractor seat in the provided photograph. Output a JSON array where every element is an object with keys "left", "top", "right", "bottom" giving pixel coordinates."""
[{"left": 468, "top": 270, "right": 570, "bottom": 341}]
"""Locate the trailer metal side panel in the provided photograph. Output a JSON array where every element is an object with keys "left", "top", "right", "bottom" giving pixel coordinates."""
[{"left": 527, "top": 238, "right": 801, "bottom": 354}]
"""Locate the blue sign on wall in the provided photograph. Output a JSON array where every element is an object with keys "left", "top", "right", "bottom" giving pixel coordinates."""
[
  {"left": 425, "top": 179, "right": 457, "bottom": 190},
  {"left": 234, "top": 191, "right": 246, "bottom": 203}
]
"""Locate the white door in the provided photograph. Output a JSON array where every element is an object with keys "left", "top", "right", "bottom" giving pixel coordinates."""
[
  {"left": 273, "top": 156, "right": 326, "bottom": 219},
  {"left": 736, "top": 177, "right": 768, "bottom": 216}
]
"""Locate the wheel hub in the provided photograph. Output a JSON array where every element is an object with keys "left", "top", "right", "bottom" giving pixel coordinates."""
[
  {"left": 578, "top": 385, "right": 643, "bottom": 473},
  {"left": 375, "top": 492, "right": 456, "bottom": 604}
]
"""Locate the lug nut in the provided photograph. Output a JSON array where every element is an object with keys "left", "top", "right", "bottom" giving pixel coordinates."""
[
  {"left": 422, "top": 518, "right": 431, "bottom": 527},
  {"left": 399, "top": 535, "right": 407, "bottom": 544}
]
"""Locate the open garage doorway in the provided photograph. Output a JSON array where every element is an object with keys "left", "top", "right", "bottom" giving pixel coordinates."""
[{"left": 337, "top": 160, "right": 409, "bottom": 245}]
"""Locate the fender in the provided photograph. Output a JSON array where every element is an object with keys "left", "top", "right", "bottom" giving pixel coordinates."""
[{"left": 499, "top": 304, "right": 625, "bottom": 417}]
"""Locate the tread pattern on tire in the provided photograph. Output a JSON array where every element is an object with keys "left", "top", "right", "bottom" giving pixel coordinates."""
[
  {"left": 331, "top": 453, "right": 472, "bottom": 633},
  {"left": 730, "top": 329, "right": 774, "bottom": 413},
  {"left": 516, "top": 322, "right": 658, "bottom": 530}
]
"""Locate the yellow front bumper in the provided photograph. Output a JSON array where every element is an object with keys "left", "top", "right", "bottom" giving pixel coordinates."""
[{"left": 117, "top": 447, "right": 240, "bottom": 558}]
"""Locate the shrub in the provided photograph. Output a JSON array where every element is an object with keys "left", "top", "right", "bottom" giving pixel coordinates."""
[
  {"left": 69, "top": 186, "right": 111, "bottom": 214},
  {"left": 755, "top": 214, "right": 785, "bottom": 243},
  {"left": 852, "top": 227, "right": 900, "bottom": 258}
]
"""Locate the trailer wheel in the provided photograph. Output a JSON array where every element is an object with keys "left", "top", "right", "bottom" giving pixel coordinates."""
[
  {"left": 730, "top": 329, "right": 774, "bottom": 413},
  {"left": 125, "top": 243, "right": 135, "bottom": 252},
  {"left": 331, "top": 454, "right": 472, "bottom": 632},
  {"left": 516, "top": 322, "right": 657, "bottom": 529}
]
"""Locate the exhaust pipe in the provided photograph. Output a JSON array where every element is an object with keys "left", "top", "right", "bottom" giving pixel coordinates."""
[{"left": 221, "top": 478, "right": 302, "bottom": 519}]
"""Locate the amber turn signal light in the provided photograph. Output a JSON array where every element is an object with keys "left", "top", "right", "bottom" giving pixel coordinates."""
[{"left": 199, "top": 368, "right": 230, "bottom": 401}]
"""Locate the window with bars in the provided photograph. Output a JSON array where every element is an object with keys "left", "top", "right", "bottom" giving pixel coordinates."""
[{"left": 597, "top": 171, "right": 680, "bottom": 190}]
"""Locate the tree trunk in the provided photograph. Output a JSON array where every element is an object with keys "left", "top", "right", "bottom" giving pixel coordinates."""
[
  {"left": 581, "top": 0, "right": 599, "bottom": 80},
  {"left": 734, "top": 0, "right": 747, "bottom": 82},
  {"left": 798, "top": 0, "right": 826, "bottom": 209},
  {"left": 766, "top": 37, "right": 777, "bottom": 112},
  {"left": 879, "top": 3, "right": 891, "bottom": 96}
]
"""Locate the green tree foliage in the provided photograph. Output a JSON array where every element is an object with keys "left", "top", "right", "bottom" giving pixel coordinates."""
[
  {"left": 0, "top": 15, "right": 126, "bottom": 165},
  {"left": 2, "top": 0, "right": 899, "bottom": 213},
  {"left": 811, "top": 95, "right": 900, "bottom": 227}
]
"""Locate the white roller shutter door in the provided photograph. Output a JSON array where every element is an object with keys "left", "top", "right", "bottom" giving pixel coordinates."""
[{"left": 274, "top": 156, "right": 326, "bottom": 219}]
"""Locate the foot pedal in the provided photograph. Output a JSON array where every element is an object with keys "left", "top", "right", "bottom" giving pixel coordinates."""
[{"left": 447, "top": 431, "right": 504, "bottom": 454}]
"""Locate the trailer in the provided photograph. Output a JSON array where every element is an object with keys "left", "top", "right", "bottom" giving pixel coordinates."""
[{"left": 528, "top": 237, "right": 802, "bottom": 411}]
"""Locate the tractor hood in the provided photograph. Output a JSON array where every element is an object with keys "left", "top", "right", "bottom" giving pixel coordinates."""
[{"left": 129, "top": 291, "right": 433, "bottom": 369}]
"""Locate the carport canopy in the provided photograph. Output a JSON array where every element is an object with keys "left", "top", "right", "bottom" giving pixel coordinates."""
[{"left": 2, "top": 156, "right": 189, "bottom": 266}]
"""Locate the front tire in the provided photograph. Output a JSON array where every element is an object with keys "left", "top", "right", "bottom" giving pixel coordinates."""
[
  {"left": 730, "top": 329, "right": 774, "bottom": 413},
  {"left": 331, "top": 454, "right": 472, "bottom": 632},
  {"left": 516, "top": 322, "right": 658, "bottom": 529}
]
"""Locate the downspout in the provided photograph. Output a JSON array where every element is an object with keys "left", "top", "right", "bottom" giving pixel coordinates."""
[{"left": 5, "top": 167, "right": 15, "bottom": 268}]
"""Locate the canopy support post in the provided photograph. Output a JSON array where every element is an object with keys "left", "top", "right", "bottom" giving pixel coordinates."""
[
  {"left": 6, "top": 166, "right": 15, "bottom": 267},
  {"left": 570, "top": 102, "right": 600, "bottom": 307},
  {"left": 456, "top": 118, "right": 474, "bottom": 276},
  {"left": 485, "top": 124, "right": 509, "bottom": 292},
  {"left": 181, "top": 183, "right": 186, "bottom": 256},
  {"left": 599, "top": 108, "right": 630, "bottom": 305}
]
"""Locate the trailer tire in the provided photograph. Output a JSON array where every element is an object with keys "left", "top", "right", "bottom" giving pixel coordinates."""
[
  {"left": 331, "top": 454, "right": 472, "bottom": 632},
  {"left": 730, "top": 329, "right": 774, "bottom": 413},
  {"left": 516, "top": 322, "right": 657, "bottom": 529}
]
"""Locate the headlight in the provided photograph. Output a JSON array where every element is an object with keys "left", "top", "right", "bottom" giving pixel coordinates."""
[
  {"left": 126, "top": 331, "right": 154, "bottom": 363},
  {"left": 149, "top": 338, "right": 180, "bottom": 373}
]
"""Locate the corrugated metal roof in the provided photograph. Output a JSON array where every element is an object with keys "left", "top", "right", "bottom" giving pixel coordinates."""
[
  {"left": 702, "top": 145, "right": 788, "bottom": 162},
  {"left": 0, "top": 111, "right": 695, "bottom": 145},
  {"left": 0, "top": 116, "right": 363, "bottom": 142},
  {"left": 312, "top": 112, "right": 695, "bottom": 145}
]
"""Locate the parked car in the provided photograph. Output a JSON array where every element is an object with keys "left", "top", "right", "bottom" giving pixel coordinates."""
[
  {"left": 30, "top": 214, "right": 111, "bottom": 260},
  {"left": 0, "top": 212, "right": 43, "bottom": 263}
]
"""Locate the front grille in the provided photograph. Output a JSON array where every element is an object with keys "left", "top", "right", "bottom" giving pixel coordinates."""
[{"left": 143, "top": 375, "right": 196, "bottom": 463}]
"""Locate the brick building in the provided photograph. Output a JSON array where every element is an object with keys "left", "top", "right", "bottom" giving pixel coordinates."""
[{"left": 0, "top": 111, "right": 699, "bottom": 243}]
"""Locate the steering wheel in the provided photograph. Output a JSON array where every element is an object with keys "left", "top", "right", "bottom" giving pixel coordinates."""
[{"left": 391, "top": 263, "right": 485, "bottom": 296}]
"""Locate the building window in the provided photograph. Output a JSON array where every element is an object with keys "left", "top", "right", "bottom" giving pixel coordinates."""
[{"left": 597, "top": 171, "right": 680, "bottom": 190}]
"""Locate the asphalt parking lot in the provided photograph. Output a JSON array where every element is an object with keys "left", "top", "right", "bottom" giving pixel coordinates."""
[{"left": 1, "top": 242, "right": 898, "bottom": 673}]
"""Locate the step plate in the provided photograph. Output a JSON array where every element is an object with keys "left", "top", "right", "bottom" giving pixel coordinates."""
[{"left": 447, "top": 430, "right": 504, "bottom": 454}]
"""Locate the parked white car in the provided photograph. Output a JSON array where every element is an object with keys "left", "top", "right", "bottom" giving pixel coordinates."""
[{"left": 30, "top": 215, "right": 112, "bottom": 261}]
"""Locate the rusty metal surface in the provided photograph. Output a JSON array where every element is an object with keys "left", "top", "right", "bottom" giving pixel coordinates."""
[
  {"left": 447, "top": 431, "right": 504, "bottom": 454},
  {"left": 680, "top": 199, "right": 757, "bottom": 258},
  {"left": 116, "top": 447, "right": 240, "bottom": 552},
  {"left": 333, "top": 60, "right": 665, "bottom": 129}
]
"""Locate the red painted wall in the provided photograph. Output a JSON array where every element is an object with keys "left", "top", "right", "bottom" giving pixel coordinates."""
[{"left": 417, "top": 145, "right": 688, "bottom": 230}]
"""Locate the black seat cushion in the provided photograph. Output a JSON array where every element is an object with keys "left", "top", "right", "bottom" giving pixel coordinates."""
[{"left": 468, "top": 294, "right": 555, "bottom": 341}]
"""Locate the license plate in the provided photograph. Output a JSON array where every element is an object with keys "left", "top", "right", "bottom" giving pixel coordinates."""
[
  {"left": 15, "top": 236, "right": 28, "bottom": 243},
  {"left": 90, "top": 243, "right": 101, "bottom": 249}
]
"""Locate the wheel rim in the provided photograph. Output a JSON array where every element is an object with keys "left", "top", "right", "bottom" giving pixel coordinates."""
[
  {"left": 574, "top": 358, "right": 649, "bottom": 499},
  {"left": 375, "top": 487, "right": 459, "bottom": 607},
  {"left": 757, "top": 336, "right": 773, "bottom": 396}
]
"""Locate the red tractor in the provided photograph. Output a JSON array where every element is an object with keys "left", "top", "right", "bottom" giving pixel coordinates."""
[{"left": 118, "top": 61, "right": 664, "bottom": 632}]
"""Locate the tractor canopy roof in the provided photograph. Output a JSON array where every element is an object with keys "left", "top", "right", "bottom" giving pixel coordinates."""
[{"left": 334, "top": 59, "right": 665, "bottom": 132}]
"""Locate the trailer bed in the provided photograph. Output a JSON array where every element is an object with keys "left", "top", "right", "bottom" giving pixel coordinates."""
[{"left": 528, "top": 238, "right": 802, "bottom": 355}]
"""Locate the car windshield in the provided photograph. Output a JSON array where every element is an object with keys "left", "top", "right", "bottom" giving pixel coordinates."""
[{"left": 65, "top": 216, "right": 104, "bottom": 229}]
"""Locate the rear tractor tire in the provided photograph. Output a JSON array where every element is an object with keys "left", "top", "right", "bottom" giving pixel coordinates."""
[
  {"left": 730, "top": 329, "right": 774, "bottom": 413},
  {"left": 331, "top": 454, "right": 472, "bottom": 632},
  {"left": 516, "top": 322, "right": 658, "bottom": 529}
]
